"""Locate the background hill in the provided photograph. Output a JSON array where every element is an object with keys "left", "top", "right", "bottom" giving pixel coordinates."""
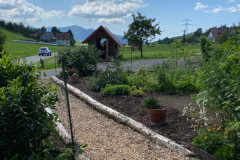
[
  {"left": 1, "top": 27, "right": 66, "bottom": 59},
  {"left": 46, "top": 25, "right": 127, "bottom": 43}
]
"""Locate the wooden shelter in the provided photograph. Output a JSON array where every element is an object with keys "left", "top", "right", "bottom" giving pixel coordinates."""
[{"left": 82, "top": 25, "right": 122, "bottom": 60}]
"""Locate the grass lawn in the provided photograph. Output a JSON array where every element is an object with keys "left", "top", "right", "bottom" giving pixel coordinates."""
[
  {"left": 119, "top": 43, "right": 201, "bottom": 61},
  {"left": 34, "top": 56, "right": 61, "bottom": 70},
  {"left": 1, "top": 27, "right": 70, "bottom": 59}
]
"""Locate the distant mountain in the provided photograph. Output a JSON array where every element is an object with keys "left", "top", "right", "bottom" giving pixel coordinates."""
[{"left": 46, "top": 25, "right": 127, "bottom": 43}]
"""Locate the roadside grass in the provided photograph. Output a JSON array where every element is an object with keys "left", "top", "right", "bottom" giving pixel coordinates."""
[
  {"left": 34, "top": 56, "right": 61, "bottom": 70},
  {"left": 1, "top": 27, "right": 70, "bottom": 59},
  {"left": 119, "top": 43, "right": 201, "bottom": 61}
]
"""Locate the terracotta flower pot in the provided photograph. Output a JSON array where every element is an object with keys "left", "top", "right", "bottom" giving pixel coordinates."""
[
  {"left": 146, "top": 108, "right": 167, "bottom": 125},
  {"left": 68, "top": 76, "right": 78, "bottom": 84}
]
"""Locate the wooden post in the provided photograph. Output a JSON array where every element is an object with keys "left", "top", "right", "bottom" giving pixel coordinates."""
[{"left": 106, "top": 38, "right": 109, "bottom": 60}]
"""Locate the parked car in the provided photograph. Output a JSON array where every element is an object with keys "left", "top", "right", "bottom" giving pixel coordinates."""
[{"left": 38, "top": 47, "right": 51, "bottom": 56}]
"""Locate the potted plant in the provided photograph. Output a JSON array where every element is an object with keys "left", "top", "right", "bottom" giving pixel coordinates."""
[
  {"left": 66, "top": 68, "right": 78, "bottom": 84},
  {"left": 142, "top": 97, "right": 167, "bottom": 125}
]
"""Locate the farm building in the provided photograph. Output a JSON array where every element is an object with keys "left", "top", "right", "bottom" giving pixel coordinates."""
[{"left": 82, "top": 25, "right": 122, "bottom": 60}]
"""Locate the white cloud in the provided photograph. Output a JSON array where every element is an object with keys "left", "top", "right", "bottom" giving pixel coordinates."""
[
  {"left": 194, "top": 2, "right": 209, "bottom": 10},
  {"left": 98, "top": 18, "right": 125, "bottom": 23},
  {"left": 228, "top": 0, "right": 235, "bottom": 3},
  {"left": 225, "top": 7, "right": 238, "bottom": 12},
  {"left": 0, "top": 0, "right": 64, "bottom": 23},
  {"left": 68, "top": 0, "right": 147, "bottom": 23},
  {"left": 212, "top": 5, "right": 223, "bottom": 13}
]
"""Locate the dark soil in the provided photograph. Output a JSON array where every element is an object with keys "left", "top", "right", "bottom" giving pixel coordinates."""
[{"left": 70, "top": 77, "right": 197, "bottom": 151}]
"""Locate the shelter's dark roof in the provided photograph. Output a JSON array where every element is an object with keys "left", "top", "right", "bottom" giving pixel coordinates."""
[{"left": 82, "top": 25, "right": 122, "bottom": 47}]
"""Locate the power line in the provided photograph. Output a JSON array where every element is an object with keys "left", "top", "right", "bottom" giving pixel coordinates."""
[{"left": 182, "top": 18, "right": 193, "bottom": 34}]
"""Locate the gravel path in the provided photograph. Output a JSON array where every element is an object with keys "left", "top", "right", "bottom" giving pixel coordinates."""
[{"left": 47, "top": 78, "right": 187, "bottom": 160}]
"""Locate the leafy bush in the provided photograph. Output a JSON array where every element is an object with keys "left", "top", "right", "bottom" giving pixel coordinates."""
[
  {"left": 0, "top": 55, "right": 60, "bottom": 159},
  {"left": 200, "top": 35, "right": 212, "bottom": 60},
  {"left": 192, "top": 122, "right": 236, "bottom": 155},
  {"left": 89, "top": 59, "right": 127, "bottom": 91},
  {"left": 142, "top": 97, "right": 161, "bottom": 109},
  {"left": 213, "top": 145, "right": 235, "bottom": 160},
  {"left": 100, "top": 85, "right": 131, "bottom": 96},
  {"left": 192, "top": 32, "right": 240, "bottom": 160},
  {"left": 154, "top": 59, "right": 198, "bottom": 94},
  {"left": 176, "top": 81, "right": 196, "bottom": 94},
  {"left": 58, "top": 47, "right": 101, "bottom": 77},
  {"left": 127, "top": 65, "right": 159, "bottom": 92},
  {"left": 130, "top": 89, "right": 145, "bottom": 97}
]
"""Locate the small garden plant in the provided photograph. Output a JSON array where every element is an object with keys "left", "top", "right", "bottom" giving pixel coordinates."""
[
  {"left": 100, "top": 85, "right": 131, "bottom": 96},
  {"left": 66, "top": 68, "right": 78, "bottom": 76},
  {"left": 142, "top": 97, "right": 161, "bottom": 109}
]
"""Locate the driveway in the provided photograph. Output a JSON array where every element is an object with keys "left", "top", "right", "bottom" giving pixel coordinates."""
[{"left": 20, "top": 52, "right": 58, "bottom": 63}]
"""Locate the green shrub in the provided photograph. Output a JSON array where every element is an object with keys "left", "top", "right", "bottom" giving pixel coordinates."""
[
  {"left": 100, "top": 85, "right": 131, "bottom": 96},
  {"left": 142, "top": 97, "right": 161, "bottom": 109},
  {"left": 127, "top": 65, "right": 158, "bottom": 92},
  {"left": 130, "top": 89, "right": 145, "bottom": 97},
  {"left": 0, "top": 55, "right": 60, "bottom": 159},
  {"left": 154, "top": 59, "right": 198, "bottom": 95},
  {"left": 58, "top": 47, "right": 101, "bottom": 77},
  {"left": 176, "top": 81, "right": 196, "bottom": 94},
  {"left": 213, "top": 145, "right": 235, "bottom": 160},
  {"left": 89, "top": 59, "right": 127, "bottom": 91}
]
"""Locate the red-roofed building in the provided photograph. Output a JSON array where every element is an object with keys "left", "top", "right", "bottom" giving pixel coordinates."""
[
  {"left": 56, "top": 33, "right": 70, "bottom": 46},
  {"left": 207, "top": 27, "right": 234, "bottom": 42},
  {"left": 82, "top": 25, "right": 122, "bottom": 60}
]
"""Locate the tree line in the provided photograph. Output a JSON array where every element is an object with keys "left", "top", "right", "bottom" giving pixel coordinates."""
[
  {"left": 0, "top": 20, "right": 75, "bottom": 46},
  {"left": 0, "top": 20, "right": 40, "bottom": 38}
]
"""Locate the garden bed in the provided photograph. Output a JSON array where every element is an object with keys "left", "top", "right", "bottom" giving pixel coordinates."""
[{"left": 70, "top": 77, "right": 198, "bottom": 151}]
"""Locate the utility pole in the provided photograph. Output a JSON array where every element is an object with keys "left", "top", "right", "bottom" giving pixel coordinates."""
[{"left": 182, "top": 18, "right": 193, "bottom": 35}]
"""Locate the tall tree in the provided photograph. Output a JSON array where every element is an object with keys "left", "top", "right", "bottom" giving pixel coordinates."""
[
  {"left": 41, "top": 26, "right": 46, "bottom": 32},
  {"left": 67, "top": 29, "right": 75, "bottom": 46},
  {"left": 193, "top": 28, "right": 203, "bottom": 37},
  {"left": 0, "top": 30, "right": 7, "bottom": 51},
  {"left": 181, "top": 33, "right": 186, "bottom": 44},
  {"left": 6, "top": 22, "right": 13, "bottom": 31},
  {"left": 0, "top": 20, "right": 6, "bottom": 28},
  {"left": 51, "top": 26, "right": 60, "bottom": 36},
  {"left": 124, "top": 12, "right": 161, "bottom": 57}
]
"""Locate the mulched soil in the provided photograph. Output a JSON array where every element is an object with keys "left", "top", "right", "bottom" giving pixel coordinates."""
[{"left": 70, "top": 77, "right": 198, "bottom": 151}]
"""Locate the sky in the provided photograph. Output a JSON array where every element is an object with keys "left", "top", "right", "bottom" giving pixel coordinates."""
[{"left": 0, "top": 0, "right": 239, "bottom": 41}]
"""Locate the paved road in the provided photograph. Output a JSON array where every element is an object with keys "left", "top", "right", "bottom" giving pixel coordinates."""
[
  {"left": 20, "top": 52, "right": 58, "bottom": 63},
  {"left": 40, "top": 58, "right": 185, "bottom": 78}
]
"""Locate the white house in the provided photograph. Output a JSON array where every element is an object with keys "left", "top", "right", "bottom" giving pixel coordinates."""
[
  {"left": 39, "top": 32, "right": 55, "bottom": 43},
  {"left": 56, "top": 33, "right": 70, "bottom": 46},
  {"left": 207, "top": 27, "right": 234, "bottom": 42}
]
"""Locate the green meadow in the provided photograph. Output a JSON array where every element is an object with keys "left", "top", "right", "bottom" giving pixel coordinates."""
[
  {"left": 119, "top": 43, "right": 201, "bottom": 61},
  {"left": 1, "top": 27, "right": 69, "bottom": 59}
]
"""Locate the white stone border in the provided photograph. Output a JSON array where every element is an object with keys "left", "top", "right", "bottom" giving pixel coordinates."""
[{"left": 52, "top": 76, "right": 195, "bottom": 157}]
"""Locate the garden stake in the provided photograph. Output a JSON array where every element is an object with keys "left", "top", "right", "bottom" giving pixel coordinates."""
[
  {"left": 131, "top": 49, "right": 132, "bottom": 70},
  {"left": 55, "top": 52, "right": 57, "bottom": 75},
  {"left": 61, "top": 60, "right": 75, "bottom": 159}
]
